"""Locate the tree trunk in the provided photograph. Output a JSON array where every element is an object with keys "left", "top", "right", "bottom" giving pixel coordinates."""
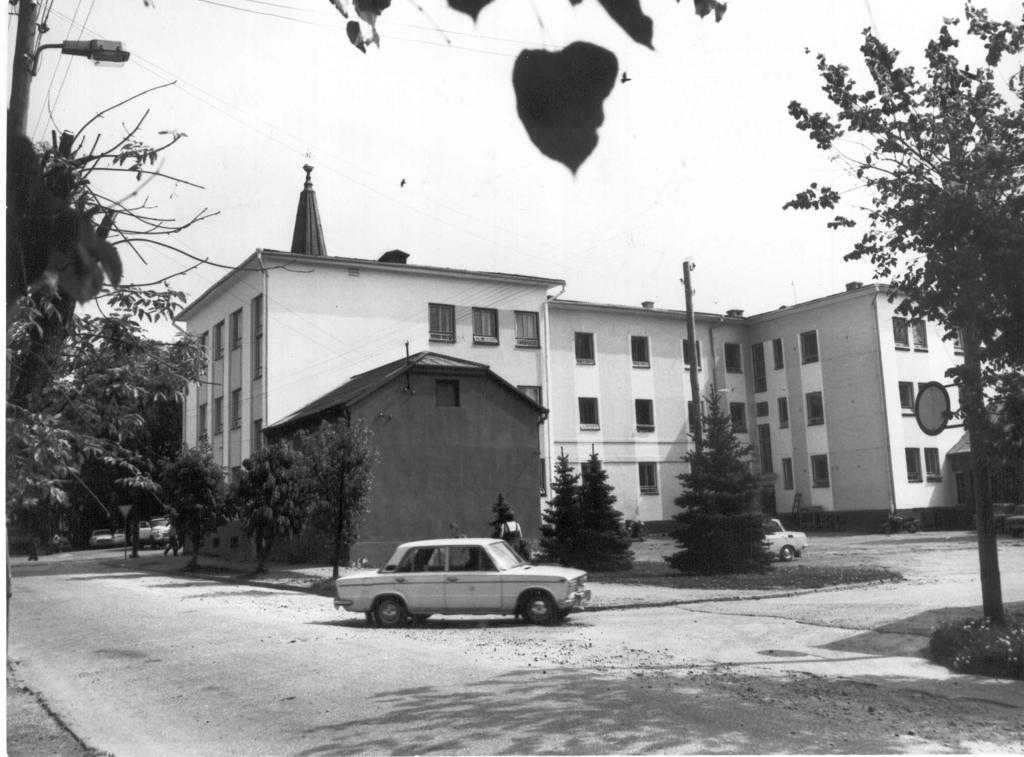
[{"left": 961, "top": 325, "right": 1005, "bottom": 625}]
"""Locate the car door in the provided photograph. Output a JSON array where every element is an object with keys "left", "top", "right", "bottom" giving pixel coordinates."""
[
  {"left": 444, "top": 545, "right": 503, "bottom": 612},
  {"left": 391, "top": 546, "right": 447, "bottom": 612}
]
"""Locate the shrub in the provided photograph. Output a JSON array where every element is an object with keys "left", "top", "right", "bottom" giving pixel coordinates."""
[
  {"left": 930, "top": 614, "right": 1024, "bottom": 679},
  {"left": 666, "top": 512, "right": 771, "bottom": 574}
]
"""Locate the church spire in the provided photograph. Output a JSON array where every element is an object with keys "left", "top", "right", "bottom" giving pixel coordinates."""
[{"left": 290, "top": 163, "right": 327, "bottom": 257}]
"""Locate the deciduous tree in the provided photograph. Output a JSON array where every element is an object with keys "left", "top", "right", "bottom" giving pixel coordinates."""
[
  {"left": 158, "top": 443, "right": 228, "bottom": 571},
  {"left": 784, "top": 4, "right": 1024, "bottom": 622}
]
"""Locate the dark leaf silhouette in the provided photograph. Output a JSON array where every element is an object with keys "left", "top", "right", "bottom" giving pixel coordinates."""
[
  {"left": 597, "top": 0, "right": 654, "bottom": 49},
  {"left": 513, "top": 42, "right": 618, "bottom": 173},
  {"left": 447, "top": 0, "right": 494, "bottom": 21},
  {"left": 693, "top": 0, "right": 727, "bottom": 22},
  {"left": 346, "top": 20, "right": 367, "bottom": 53}
]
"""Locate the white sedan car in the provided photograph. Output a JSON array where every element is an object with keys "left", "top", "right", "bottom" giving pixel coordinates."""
[
  {"left": 763, "top": 518, "right": 808, "bottom": 561},
  {"left": 334, "top": 538, "right": 590, "bottom": 627}
]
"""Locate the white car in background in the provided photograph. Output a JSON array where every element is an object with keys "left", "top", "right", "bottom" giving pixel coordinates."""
[
  {"left": 763, "top": 518, "right": 808, "bottom": 561},
  {"left": 334, "top": 538, "right": 590, "bottom": 627}
]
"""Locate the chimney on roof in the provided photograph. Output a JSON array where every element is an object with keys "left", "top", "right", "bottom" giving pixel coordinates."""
[
  {"left": 726, "top": 309, "right": 744, "bottom": 317},
  {"left": 641, "top": 300, "right": 654, "bottom": 309},
  {"left": 290, "top": 164, "right": 327, "bottom": 257},
  {"left": 845, "top": 281, "right": 863, "bottom": 291},
  {"left": 379, "top": 249, "right": 409, "bottom": 264}
]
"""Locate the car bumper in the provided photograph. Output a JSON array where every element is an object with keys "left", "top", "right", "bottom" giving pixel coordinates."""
[{"left": 559, "top": 589, "right": 591, "bottom": 611}]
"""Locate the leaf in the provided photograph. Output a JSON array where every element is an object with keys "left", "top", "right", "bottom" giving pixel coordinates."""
[
  {"left": 693, "top": 0, "right": 727, "bottom": 23},
  {"left": 346, "top": 20, "right": 368, "bottom": 53},
  {"left": 447, "top": 0, "right": 494, "bottom": 21},
  {"left": 596, "top": 0, "right": 654, "bottom": 49},
  {"left": 512, "top": 42, "right": 619, "bottom": 173}
]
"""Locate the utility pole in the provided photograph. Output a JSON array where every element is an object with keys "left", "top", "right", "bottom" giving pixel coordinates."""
[
  {"left": 9, "top": 0, "right": 38, "bottom": 137},
  {"left": 682, "top": 259, "right": 702, "bottom": 454}
]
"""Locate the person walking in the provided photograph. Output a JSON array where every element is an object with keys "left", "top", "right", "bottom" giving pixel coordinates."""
[
  {"left": 496, "top": 512, "right": 524, "bottom": 555},
  {"left": 163, "top": 527, "right": 180, "bottom": 556},
  {"left": 27, "top": 537, "right": 39, "bottom": 561}
]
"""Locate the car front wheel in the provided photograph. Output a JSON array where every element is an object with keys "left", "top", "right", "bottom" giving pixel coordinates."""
[
  {"left": 373, "top": 597, "right": 409, "bottom": 629},
  {"left": 521, "top": 592, "right": 559, "bottom": 625},
  {"left": 779, "top": 545, "right": 796, "bottom": 562}
]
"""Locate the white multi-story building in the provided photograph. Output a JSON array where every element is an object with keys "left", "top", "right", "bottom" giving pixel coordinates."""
[{"left": 179, "top": 167, "right": 968, "bottom": 532}]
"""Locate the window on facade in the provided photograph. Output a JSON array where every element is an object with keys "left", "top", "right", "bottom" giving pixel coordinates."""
[
  {"left": 906, "top": 447, "right": 922, "bottom": 482},
  {"left": 755, "top": 401, "right": 769, "bottom": 417},
  {"left": 517, "top": 385, "right": 542, "bottom": 405},
  {"left": 752, "top": 342, "right": 767, "bottom": 393},
  {"left": 925, "top": 447, "right": 941, "bottom": 481},
  {"left": 806, "top": 391, "right": 825, "bottom": 426},
  {"left": 772, "top": 337, "right": 784, "bottom": 370},
  {"left": 782, "top": 457, "right": 794, "bottom": 489},
  {"left": 514, "top": 311, "right": 540, "bottom": 348},
  {"left": 213, "top": 397, "right": 224, "bottom": 435},
  {"left": 683, "top": 339, "right": 702, "bottom": 369},
  {"left": 638, "top": 462, "right": 658, "bottom": 495},
  {"left": 230, "top": 388, "right": 242, "bottom": 429},
  {"left": 213, "top": 321, "right": 224, "bottom": 360},
  {"left": 729, "top": 402, "right": 747, "bottom": 433},
  {"left": 758, "top": 424, "right": 773, "bottom": 474},
  {"left": 778, "top": 397, "right": 789, "bottom": 429},
  {"left": 252, "top": 419, "right": 263, "bottom": 452},
  {"left": 898, "top": 382, "right": 915, "bottom": 412},
  {"left": 429, "top": 303, "right": 455, "bottom": 343},
  {"left": 811, "top": 454, "right": 830, "bottom": 487},
  {"left": 472, "top": 308, "right": 499, "bottom": 344},
  {"left": 575, "top": 332, "right": 595, "bottom": 364},
  {"left": 539, "top": 458, "right": 547, "bottom": 496},
  {"left": 687, "top": 400, "right": 702, "bottom": 430},
  {"left": 724, "top": 342, "right": 742, "bottom": 373},
  {"left": 199, "top": 332, "right": 209, "bottom": 376},
  {"left": 892, "top": 317, "right": 910, "bottom": 349},
  {"left": 911, "top": 320, "right": 928, "bottom": 351},
  {"left": 579, "top": 397, "right": 600, "bottom": 428},
  {"left": 252, "top": 296, "right": 263, "bottom": 379},
  {"left": 631, "top": 336, "right": 650, "bottom": 368},
  {"left": 951, "top": 328, "right": 964, "bottom": 354},
  {"left": 800, "top": 331, "right": 819, "bottom": 364},
  {"left": 229, "top": 309, "right": 242, "bottom": 350},
  {"left": 198, "top": 403, "right": 208, "bottom": 440},
  {"left": 635, "top": 399, "right": 654, "bottom": 431},
  {"left": 436, "top": 379, "right": 460, "bottom": 407}
]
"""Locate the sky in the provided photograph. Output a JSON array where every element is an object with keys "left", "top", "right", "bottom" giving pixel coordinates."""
[{"left": 8, "top": 0, "right": 1022, "bottom": 339}]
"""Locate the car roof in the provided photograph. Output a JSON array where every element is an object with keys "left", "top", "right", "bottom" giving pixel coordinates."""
[
  {"left": 92, "top": 529, "right": 111, "bottom": 534},
  {"left": 397, "top": 538, "right": 504, "bottom": 549}
]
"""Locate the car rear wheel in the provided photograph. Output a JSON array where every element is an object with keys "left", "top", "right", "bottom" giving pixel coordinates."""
[
  {"left": 373, "top": 597, "right": 408, "bottom": 629},
  {"left": 779, "top": 545, "right": 796, "bottom": 562},
  {"left": 521, "top": 592, "right": 558, "bottom": 625}
]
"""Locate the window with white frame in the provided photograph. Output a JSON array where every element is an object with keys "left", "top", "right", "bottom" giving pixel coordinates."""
[
  {"left": 925, "top": 447, "right": 941, "bottom": 481},
  {"left": 755, "top": 401, "right": 769, "bottom": 417},
  {"left": 906, "top": 447, "right": 922, "bottom": 482},
  {"left": 951, "top": 327, "right": 964, "bottom": 354},
  {"left": 230, "top": 388, "right": 242, "bottom": 429},
  {"left": 778, "top": 397, "right": 789, "bottom": 429},
  {"left": 782, "top": 457, "right": 794, "bottom": 489},
  {"left": 752, "top": 343, "right": 767, "bottom": 392},
  {"left": 772, "top": 337, "right": 784, "bottom": 370},
  {"left": 251, "top": 295, "right": 263, "bottom": 379},
  {"left": 638, "top": 462, "right": 658, "bottom": 495},
  {"left": 429, "top": 303, "right": 455, "bottom": 342},
  {"left": 472, "top": 308, "right": 499, "bottom": 344},
  {"left": 198, "top": 403, "right": 208, "bottom": 440},
  {"left": 911, "top": 320, "right": 928, "bottom": 351},
  {"left": 899, "top": 382, "right": 915, "bottom": 413},
  {"left": 892, "top": 317, "right": 910, "bottom": 349},
  {"left": 806, "top": 391, "right": 824, "bottom": 426},
  {"left": 252, "top": 419, "right": 263, "bottom": 452},
  {"left": 635, "top": 399, "right": 654, "bottom": 431},
  {"left": 758, "top": 424, "right": 773, "bottom": 474},
  {"left": 213, "top": 396, "right": 224, "bottom": 435},
  {"left": 631, "top": 335, "right": 650, "bottom": 368},
  {"left": 724, "top": 342, "right": 742, "bottom": 373},
  {"left": 517, "top": 385, "right": 542, "bottom": 405},
  {"left": 811, "top": 454, "right": 830, "bottom": 487},
  {"left": 578, "top": 397, "right": 599, "bottom": 428},
  {"left": 800, "top": 330, "right": 819, "bottom": 364},
  {"left": 213, "top": 321, "right": 224, "bottom": 360},
  {"left": 729, "top": 402, "right": 747, "bottom": 433},
  {"left": 575, "top": 332, "right": 595, "bottom": 364},
  {"left": 229, "top": 309, "right": 242, "bottom": 351},
  {"left": 514, "top": 311, "right": 540, "bottom": 348}
]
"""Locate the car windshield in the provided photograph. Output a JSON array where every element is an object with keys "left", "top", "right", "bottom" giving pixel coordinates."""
[
  {"left": 487, "top": 541, "right": 526, "bottom": 570},
  {"left": 92, "top": 530, "right": 111, "bottom": 536}
]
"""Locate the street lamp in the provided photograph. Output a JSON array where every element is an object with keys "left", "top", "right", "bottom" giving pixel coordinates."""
[{"left": 28, "top": 40, "right": 131, "bottom": 75}]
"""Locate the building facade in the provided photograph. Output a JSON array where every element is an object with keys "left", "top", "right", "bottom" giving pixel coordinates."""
[{"left": 178, "top": 169, "right": 969, "bottom": 545}]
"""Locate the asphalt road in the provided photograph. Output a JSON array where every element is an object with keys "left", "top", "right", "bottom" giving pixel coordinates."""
[{"left": 7, "top": 534, "right": 1024, "bottom": 755}]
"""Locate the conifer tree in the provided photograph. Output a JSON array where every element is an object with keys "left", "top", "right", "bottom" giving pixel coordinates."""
[
  {"left": 488, "top": 492, "right": 513, "bottom": 537},
  {"left": 668, "top": 390, "right": 767, "bottom": 573},
  {"left": 577, "top": 449, "right": 634, "bottom": 572},
  {"left": 540, "top": 450, "right": 581, "bottom": 566}
]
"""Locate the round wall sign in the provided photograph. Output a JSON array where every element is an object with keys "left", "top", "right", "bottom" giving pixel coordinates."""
[{"left": 915, "top": 381, "right": 952, "bottom": 436}]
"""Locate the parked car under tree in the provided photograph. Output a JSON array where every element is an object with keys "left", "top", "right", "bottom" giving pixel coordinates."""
[{"left": 334, "top": 538, "right": 590, "bottom": 627}]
